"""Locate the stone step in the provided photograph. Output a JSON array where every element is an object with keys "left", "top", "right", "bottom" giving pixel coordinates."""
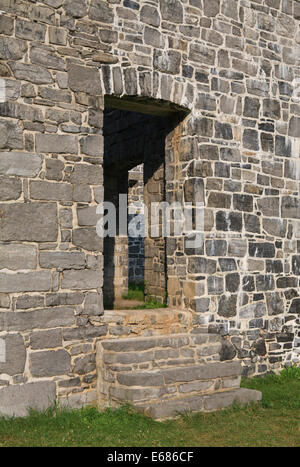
[
  {"left": 106, "top": 373, "right": 242, "bottom": 405},
  {"left": 100, "top": 332, "right": 222, "bottom": 352},
  {"left": 97, "top": 333, "right": 262, "bottom": 419},
  {"left": 135, "top": 388, "right": 262, "bottom": 420},
  {"left": 114, "top": 361, "right": 242, "bottom": 388},
  {"left": 99, "top": 333, "right": 223, "bottom": 374}
]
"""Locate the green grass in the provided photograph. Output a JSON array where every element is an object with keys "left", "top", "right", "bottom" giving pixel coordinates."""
[
  {"left": 122, "top": 282, "right": 168, "bottom": 309},
  {"left": 0, "top": 366, "right": 300, "bottom": 447},
  {"left": 122, "top": 282, "right": 145, "bottom": 302}
]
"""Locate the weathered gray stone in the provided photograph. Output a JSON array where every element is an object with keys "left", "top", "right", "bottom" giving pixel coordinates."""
[
  {"left": 228, "top": 240, "right": 247, "bottom": 257},
  {"left": 0, "top": 271, "right": 51, "bottom": 293},
  {"left": 0, "top": 15, "right": 14, "bottom": 35},
  {"left": 184, "top": 178, "right": 204, "bottom": 203},
  {"left": 0, "top": 177, "right": 22, "bottom": 200},
  {"left": 89, "top": 0, "right": 113, "bottom": 23},
  {"left": 16, "top": 295, "right": 44, "bottom": 310},
  {"left": 72, "top": 228, "right": 102, "bottom": 252},
  {"left": 45, "top": 158, "right": 64, "bottom": 181},
  {"left": 266, "top": 293, "right": 285, "bottom": 315},
  {"left": 77, "top": 206, "right": 99, "bottom": 227},
  {"left": 218, "top": 295, "right": 237, "bottom": 317},
  {"left": 68, "top": 64, "right": 101, "bottom": 95},
  {"left": 0, "top": 203, "right": 58, "bottom": 242},
  {"left": 159, "top": 0, "right": 183, "bottom": 23},
  {"left": 219, "top": 340, "right": 237, "bottom": 361},
  {"left": 188, "top": 257, "right": 217, "bottom": 274},
  {"left": 16, "top": 19, "right": 47, "bottom": 41},
  {"left": 70, "top": 164, "right": 102, "bottom": 185},
  {"left": 36, "top": 135, "right": 78, "bottom": 154},
  {"left": 61, "top": 269, "right": 102, "bottom": 290},
  {"left": 30, "top": 181, "right": 73, "bottom": 201},
  {"left": 282, "top": 197, "right": 300, "bottom": 219},
  {"left": 288, "top": 116, "right": 300, "bottom": 137},
  {"left": 0, "top": 37, "right": 27, "bottom": 61},
  {"left": 39, "top": 251, "right": 85, "bottom": 270},
  {"left": 0, "top": 334, "right": 26, "bottom": 376},
  {"left": 30, "top": 5, "right": 55, "bottom": 24},
  {"left": 153, "top": 50, "right": 181, "bottom": 75},
  {"left": 0, "top": 152, "right": 42, "bottom": 177},
  {"left": 263, "top": 219, "right": 287, "bottom": 238},
  {"left": 189, "top": 43, "right": 216, "bottom": 65},
  {"left": 73, "top": 353, "right": 95, "bottom": 375},
  {"left": 239, "top": 302, "right": 266, "bottom": 319},
  {"left": 0, "top": 119, "right": 23, "bottom": 149},
  {"left": 64, "top": 0, "right": 88, "bottom": 18},
  {"left": 30, "top": 349, "right": 70, "bottom": 377},
  {"left": 140, "top": 5, "right": 160, "bottom": 27},
  {"left": 203, "top": 388, "right": 261, "bottom": 412},
  {"left": 203, "top": 0, "right": 220, "bottom": 17},
  {"left": 10, "top": 62, "right": 53, "bottom": 85},
  {"left": 0, "top": 244, "right": 37, "bottom": 270},
  {"left": 80, "top": 136, "right": 103, "bottom": 157},
  {"left": 0, "top": 381, "right": 56, "bottom": 417},
  {"left": 1, "top": 307, "right": 75, "bottom": 332},
  {"left": 0, "top": 294, "right": 10, "bottom": 309},
  {"left": 258, "top": 198, "right": 279, "bottom": 217}
]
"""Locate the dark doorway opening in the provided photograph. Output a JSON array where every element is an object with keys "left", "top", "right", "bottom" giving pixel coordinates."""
[{"left": 102, "top": 97, "right": 186, "bottom": 310}]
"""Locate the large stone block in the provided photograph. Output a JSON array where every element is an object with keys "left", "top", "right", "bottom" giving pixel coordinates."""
[
  {"left": 10, "top": 62, "right": 53, "bottom": 85},
  {"left": 39, "top": 251, "right": 85, "bottom": 270},
  {"left": 16, "top": 19, "right": 47, "bottom": 41},
  {"left": 288, "top": 116, "right": 300, "bottom": 137},
  {"left": 2, "top": 307, "right": 75, "bottom": 332},
  {"left": 61, "top": 269, "right": 103, "bottom": 290},
  {"left": 68, "top": 64, "right": 102, "bottom": 95},
  {"left": 72, "top": 228, "right": 102, "bottom": 252},
  {"left": 189, "top": 43, "right": 216, "bottom": 65},
  {"left": 153, "top": 50, "right": 181, "bottom": 75},
  {"left": 70, "top": 164, "right": 102, "bottom": 185},
  {"left": 30, "top": 349, "right": 71, "bottom": 377},
  {"left": 0, "top": 177, "right": 22, "bottom": 201},
  {"left": 282, "top": 197, "right": 300, "bottom": 219},
  {"left": 80, "top": 135, "right": 103, "bottom": 157},
  {"left": 89, "top": 0, "right": 114, "bottom": 23},
  {"left": 0, "top": 244, "right": 37, "bottom": 270},
  {"left": 77, "top": 206, "right": 99, "bottom": 227},
  {"left": 159, "top": 0, "right": 183, "bottom": 23},
  {"left": 30, "top": 46, "right": 65, "bottom": 71},
  {"left": 218, "top": 295, "right": 237, "bottom": 317},
  {"left": 30, "top": 181, "right": 73, "bottom": 201},
  {"left": 64, "top": 0, "right": 88, "bottom": 18},
  {"left": 0, "top": 37, "right": 27, "bottom": 60},
  {"left": 0, "top": 334, "right": 26, "bottom": 376},
  {"left": 0, "top": 119, "right": 23, "bottom": 150},
  {"left": 188, "top": 256, "right": 217, "bottom": 275},
  {"left": 0, "top": 381, "right": 56, "bottom": 417},
  {"left": 36, "top": 134, "right": 78, "bottom": 154},
  {"left": 0, "top": 271, "right": 51, "bottom": 293},
  {"left": 0, "top": 203, "right": 58, "bottom": 242},
  {"left": 184, "top": 178, "right": 205, "bottom": 204}
]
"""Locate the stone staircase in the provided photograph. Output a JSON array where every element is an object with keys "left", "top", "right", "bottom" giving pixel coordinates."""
[{"left": 96, "top": 330, "right": 261, "bottom": 420}]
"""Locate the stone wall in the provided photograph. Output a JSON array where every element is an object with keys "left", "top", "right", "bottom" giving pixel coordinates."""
[
  {"left": 0, "top": 0, "right": 300, "bottom": 413},
  {"left": 128, "top": 164, "right": 145, "bottom": 285}
]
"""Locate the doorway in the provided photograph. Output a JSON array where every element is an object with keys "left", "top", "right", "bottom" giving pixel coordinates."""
[{"left": 102, "top": 97, "right": 183, "bottom": 310}]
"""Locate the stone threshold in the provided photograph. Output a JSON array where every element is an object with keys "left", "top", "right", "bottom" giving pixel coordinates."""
[{"left": 102, "top": 308, "right": 194, "bottom": 337}]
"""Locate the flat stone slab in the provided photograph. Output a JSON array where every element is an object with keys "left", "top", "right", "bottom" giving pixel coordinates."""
[
  {"left": 0, "top": 381, "right": 56, "bottom": 417},
  {"left": 137, "top": 388, "right": 262, "bottom": 420}
]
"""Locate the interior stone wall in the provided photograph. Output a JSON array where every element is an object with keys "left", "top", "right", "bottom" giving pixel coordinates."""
[
  {"left": 128, "top": 164, "right": 145, "bottom": 285},
  {"left": 0, "top": 0, "right": 300, "bottom": 414}
]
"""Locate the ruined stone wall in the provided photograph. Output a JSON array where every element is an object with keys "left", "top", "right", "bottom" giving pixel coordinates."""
[{"left": 0, "top": 0, "right": 300, "bottom": 413}]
